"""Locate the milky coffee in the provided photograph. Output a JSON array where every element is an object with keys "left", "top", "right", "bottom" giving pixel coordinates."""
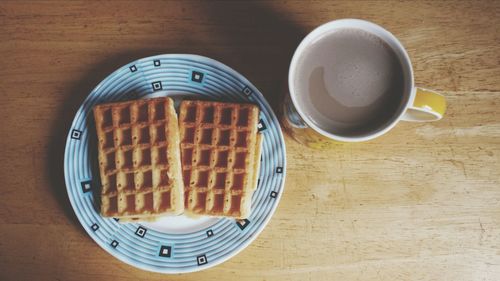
[{"left": 292, "top": 28, "right": 405, "bottom": 137}]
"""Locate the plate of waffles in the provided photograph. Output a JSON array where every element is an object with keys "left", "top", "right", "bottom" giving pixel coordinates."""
[{"left": 64, "top": 54, "right": 286, "bottom": 273}]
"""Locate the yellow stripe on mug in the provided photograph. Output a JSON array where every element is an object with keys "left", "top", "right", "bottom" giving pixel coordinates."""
[{"left": 401, "top": 88, "right": 447, "bottom": 122}]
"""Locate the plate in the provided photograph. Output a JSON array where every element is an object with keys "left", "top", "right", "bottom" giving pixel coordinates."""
[{"left": 64, "top": 54, "right": 286, "bottom": 273}]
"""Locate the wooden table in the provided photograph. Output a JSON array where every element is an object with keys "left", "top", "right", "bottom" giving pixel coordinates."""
[{"left": 1, "top": 1, "right": 499, "bottom": 280}]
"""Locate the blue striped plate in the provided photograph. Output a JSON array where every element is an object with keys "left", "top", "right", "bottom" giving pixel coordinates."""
[{"left": 64, "top": 54, "right": 286, "bottom": 273}]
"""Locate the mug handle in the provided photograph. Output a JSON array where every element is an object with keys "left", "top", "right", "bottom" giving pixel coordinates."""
[{"left": 401, "top": 88, "right": 447, "bottom": 122}]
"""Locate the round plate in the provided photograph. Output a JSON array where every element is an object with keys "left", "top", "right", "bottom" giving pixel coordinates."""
[{"left": 64, "top": 54, "right": 286, "bottom": 273}]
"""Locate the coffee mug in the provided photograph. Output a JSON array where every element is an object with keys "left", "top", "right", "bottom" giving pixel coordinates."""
[{"left": 282, "top": 19, "right": 446, "bottom": 148}]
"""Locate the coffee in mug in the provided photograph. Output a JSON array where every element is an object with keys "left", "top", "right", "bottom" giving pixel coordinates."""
[{"left": 284, "top": 19, "right": 446, "bottom": 146}]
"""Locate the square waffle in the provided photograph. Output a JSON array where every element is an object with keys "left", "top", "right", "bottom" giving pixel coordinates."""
[
  {"left": 179, "top": 100, "right": 262, "bottom": 219},
  {"left": 93, "top": 97, "right": 184, "bottom": 221}
]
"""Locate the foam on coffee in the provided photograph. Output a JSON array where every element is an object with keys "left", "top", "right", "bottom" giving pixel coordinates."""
[{"left": 293, "top": 28, "right": 405, "bottom": 137}]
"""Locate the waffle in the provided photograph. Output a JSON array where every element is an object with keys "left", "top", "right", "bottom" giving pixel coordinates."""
[
  {"left": 93, "top": 97, "right": 184, "bottom": 221},
  {"left": 179, "top": 100, "right": 262, "bottom": 219}
]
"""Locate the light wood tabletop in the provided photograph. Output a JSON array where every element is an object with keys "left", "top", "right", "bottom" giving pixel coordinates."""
[{"left": 1, "top": 1, "right": 499, "bottom": 280}]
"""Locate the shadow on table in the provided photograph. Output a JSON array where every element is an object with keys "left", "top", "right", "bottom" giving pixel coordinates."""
[
  {"left": 191, "top": 1, "right": 308, "bottom": 111},
  {"left": 46, "top": 1, "right": 305, "bottom": 229}
]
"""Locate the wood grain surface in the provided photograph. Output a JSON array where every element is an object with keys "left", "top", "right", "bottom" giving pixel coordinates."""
[{"left": 1, "top": 1, "right": 499, "bottom": 280}]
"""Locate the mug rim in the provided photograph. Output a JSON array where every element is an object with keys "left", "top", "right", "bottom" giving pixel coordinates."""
[{"left": 288, "top": 18, "right": 415, "bottom": 142}]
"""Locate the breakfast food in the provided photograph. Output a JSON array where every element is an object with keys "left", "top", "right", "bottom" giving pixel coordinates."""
[
  {"left": 93, "top": 97, "right": 184, "bottom": 221},
  {"left": 93, "top": 97, "right": 262, "bottom": 221},
  {"left": 179, "top": 100, "right": 262, "bottom": 219}
]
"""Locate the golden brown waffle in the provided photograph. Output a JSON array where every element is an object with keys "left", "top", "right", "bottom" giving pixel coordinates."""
[
  {"left": 179, "top": 100, "right": 262, "bottom": 219},
  {"left": 93, "top": 97, "right": 184, "bottom": 221}
]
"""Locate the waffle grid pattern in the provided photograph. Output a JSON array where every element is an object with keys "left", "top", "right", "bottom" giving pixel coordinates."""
[
  {"left": 179, "top": 100, "right": 260, "bottom": 218},
  {"left": 94, "top": 97, "right": 183, "bottom": 219}
]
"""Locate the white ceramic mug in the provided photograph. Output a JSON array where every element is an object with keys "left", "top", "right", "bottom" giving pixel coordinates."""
[{"left": 282, "top": 19, "right": 446, "bottom": 147}]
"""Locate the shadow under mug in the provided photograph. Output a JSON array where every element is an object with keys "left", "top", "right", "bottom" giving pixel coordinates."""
[{"left": 282, "top": 19, "right": 446, "bottom": 148}]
